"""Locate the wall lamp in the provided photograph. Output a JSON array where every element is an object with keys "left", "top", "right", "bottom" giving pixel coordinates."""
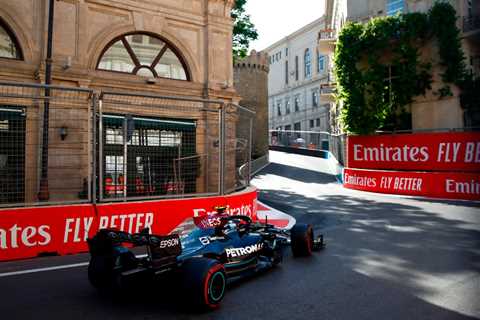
[{"left": 59, "top": 126, "right": 68, "bottom": 140}]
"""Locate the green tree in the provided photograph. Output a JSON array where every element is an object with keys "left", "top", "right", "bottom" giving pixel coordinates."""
[
  {"left": 334, "top": 2, "right": 468, "bottom": 134},
  {"left": 231, "top": 0, "right": 258, "bottom": 60}
]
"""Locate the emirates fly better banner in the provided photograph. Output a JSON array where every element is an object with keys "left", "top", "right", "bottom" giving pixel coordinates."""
[
  {"left": 345, "top": 132, "right": 480, "bottom": 201},
  {"left": 347, "top": 132, "right": 480, "bottom": 171},
  {"left": 0, "top": 189, "right": 258, "bottom": 262},
  {"left": 344, "top": 168, "right": 480, "bottom": 200}
]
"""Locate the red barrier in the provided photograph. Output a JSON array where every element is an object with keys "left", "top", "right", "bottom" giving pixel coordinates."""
[
  {"left": 347, "top": 132, "right": 480, "bottom": 172},
  {"left": 344, "top": 168, "right": 480, "bottom": 201},
  {"left": 0, "top": 188, "right": 257, "bottom": 262}
]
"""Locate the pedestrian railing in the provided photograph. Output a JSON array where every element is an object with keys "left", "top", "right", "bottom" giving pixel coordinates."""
[{"left": 269, "top": 130, "right": 346, "bottom": 165}]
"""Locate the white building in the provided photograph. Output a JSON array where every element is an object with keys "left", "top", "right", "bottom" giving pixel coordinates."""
[{"left": 265, "top": 17, "right": 336, "bottom": 134}]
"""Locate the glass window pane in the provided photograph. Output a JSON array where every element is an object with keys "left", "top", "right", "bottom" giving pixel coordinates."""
[
  {"left": 128, "top": 129, "right": 140, "bottom": 145},
  {"left": 312, "top": 91, "right": 318, "bottom": 106},
  {"left": 318, "top": 55, "right": 325, "bottom": 73},
  {"left": 136, "top": 67, "right": 155, "bottom": 78},
  {"left": 98, "top": 33, "right": 188, "bottom": 80},
  {"left": 147, "top": 129, "right": 160, "bottom": 146},
  {"left": 106, "top": 128, "right": 124, "bottom": 145},
  {"left": 125, "top": 34, "right": 163, "bottom": 66},
  {"left": 155, "top": 48, "right": 187, "bottom": 80},
  {"left": 105, "top": 155, "right": 124, "bottom": 196},
  {"left": 0, "top": 119, "right": 8, "bottom": 131},
  {"left": 387, "top": 0, "right": 404, "bottom": 15},
  {"left": 161, "top": 130, "right": 182, "bottom": 146},
  {"left": 304, "top": 49, "right": 311, "bottom": 78},
  {"left": 98, "top": 40, "right": 135, "bottom": 73},
  {"left": 0, "top": 25, "right": 19, "bottom": 59},
  {"left": 136, "top": 157, "right": 144, "bottom": 174},
  {"left": 131, "top": 34, "right": 143, "bottom": 44}
]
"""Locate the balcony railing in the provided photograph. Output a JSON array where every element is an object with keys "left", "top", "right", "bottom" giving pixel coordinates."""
[
  {"left": 317, "top": 29, "right": 336, "bottom": 54},
  {"left": 318, "top": 29, "right": 336, "bottom": 41},
  {"left": 320, "top": 85, "right": 335, "bottom": 95},
  {"left": 463, "top": 15, "right": 480, "bottom": 33}
]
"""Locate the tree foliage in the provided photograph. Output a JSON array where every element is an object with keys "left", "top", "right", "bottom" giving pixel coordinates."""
[
  {"left": 334, "top": 2, "right": 469, "bottom": 134},
  {"left": 231, "top": 0, "right": 258, "bottom": 60}
]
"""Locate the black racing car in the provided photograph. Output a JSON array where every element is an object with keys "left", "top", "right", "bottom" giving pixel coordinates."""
[{"left": 87, "top": 210, "right": 325, "bottom": 310}]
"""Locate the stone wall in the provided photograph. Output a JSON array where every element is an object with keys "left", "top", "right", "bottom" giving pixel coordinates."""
[{"left": 233, "top": 50, "right": 269, "bottom": 158}]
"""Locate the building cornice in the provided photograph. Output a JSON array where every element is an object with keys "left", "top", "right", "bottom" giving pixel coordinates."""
[{"left": 263, "top": 16, "right": 326, "bottom": 52}]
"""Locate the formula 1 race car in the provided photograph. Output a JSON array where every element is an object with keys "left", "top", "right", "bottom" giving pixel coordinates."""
[{"left": 87, "top": 208, "right": 325, "bottom": 310}]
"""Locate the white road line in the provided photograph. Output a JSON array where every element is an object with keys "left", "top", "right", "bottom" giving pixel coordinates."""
[
  {"left": 0, "top": 262, "right": 89, "bottom": 278},
  {"left": 0, "top": 254, "right": 148, "bottom": 278}
]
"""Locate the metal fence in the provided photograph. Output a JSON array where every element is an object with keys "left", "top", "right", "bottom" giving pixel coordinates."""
[
  {"left": 224, "top": 104, "right": 255, "bottom": 194},
  {"left": 0, "top": 82, "right": 94, "bottom": 207},
  {"left": 269, "top": 130, "right": 346, "bottom": 164},
  {"left": 98, "top": 91, "right": 224, "bottom": 202},
  {"left": 269, "top": 127, "right": 480, "bottom": 166},
  {"left": 0, "top": 81, "right": 255, "bottom": 207}
]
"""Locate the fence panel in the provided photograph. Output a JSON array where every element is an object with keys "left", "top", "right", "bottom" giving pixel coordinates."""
[
  {"left": 0, "top": 82, "right": 94, "bottom": 207},
  {"left": 98, "top": 91, "right": 223, "bottom": 202},
  {"left": 224, "top": 104, "right": 255, "bottom": 194},
  {"left": 0, "top": 82, "right": 256, "bottom": 207}
]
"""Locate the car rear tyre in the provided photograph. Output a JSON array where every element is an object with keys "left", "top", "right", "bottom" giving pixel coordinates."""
[
  {"left": 181, "top": 257, "right": 226, "bottom": 310},
  {"left": 291, "top": 224, "right": 314, "bottom": 257},
  {"left": 88, "top": 255, "right": 114, "bottom": 288},
  {"left": 88, "top": 251, "right": 137, "bottom": 289}
]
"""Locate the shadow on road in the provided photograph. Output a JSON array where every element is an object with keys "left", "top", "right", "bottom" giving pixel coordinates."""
[{"left": 257, "top": 187, "right": 480, "bottom": 319}]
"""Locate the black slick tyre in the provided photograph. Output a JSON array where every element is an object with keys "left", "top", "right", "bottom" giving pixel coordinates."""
[
  {"left": 88, "top": 251, "right": 137, "bottom": 289},
  {"left": 181, "top": 257, "right": 226, "bottom": 310},
  {"left": 290, "top": 224, "right": 314, "bottom": 257},
  {"left": 88, "top": 255, "right": 114, "bottom": 288}
]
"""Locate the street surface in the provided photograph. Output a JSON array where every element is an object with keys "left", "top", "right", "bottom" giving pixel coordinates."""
[{"left": 0, "top": 150, "right": 479, "bottom": 319}]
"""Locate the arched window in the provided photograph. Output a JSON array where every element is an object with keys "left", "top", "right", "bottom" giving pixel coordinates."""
[
  {"left": 317, "top": 51, "right": 325, "bottom": 74},
  {"left": 0, "top": 19, "right": 22, "bottom": 60},
  {"left": 97, "top": 33, "right": 189, "bottom": 80},
  {"left": 304, "top": 48, "right": 311, "bottom": 78}
]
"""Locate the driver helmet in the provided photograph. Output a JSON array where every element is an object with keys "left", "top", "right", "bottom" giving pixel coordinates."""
[
  {"left": 224, "top": 220, "right": 237, "bottom": 234},
  {"left": 214, "top": 205, "right": 229, "bottom": 215}
]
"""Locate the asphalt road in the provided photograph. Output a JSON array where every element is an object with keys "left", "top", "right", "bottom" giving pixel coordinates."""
[{"left": 0, "top": 150, "right": 479, "bottom": 320}]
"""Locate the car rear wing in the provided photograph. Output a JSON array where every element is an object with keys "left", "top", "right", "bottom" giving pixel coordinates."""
[{"left": 87, "top": 229, "right": 182, "bottom": 261}]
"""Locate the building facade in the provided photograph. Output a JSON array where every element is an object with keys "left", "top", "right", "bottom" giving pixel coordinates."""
[
  {"left": 0, "top": 0, "right": 241, "bottom": 205},
  {"left": 265, "top": 17, "right": 337, "bottom": 136},
  {"left": 323, "top": 0, "right": 480, "bottom": 131}
]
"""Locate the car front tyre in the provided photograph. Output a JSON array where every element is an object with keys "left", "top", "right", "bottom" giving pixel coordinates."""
[{"left": 290, "top": 224, "right": 314, "bottom": 257}]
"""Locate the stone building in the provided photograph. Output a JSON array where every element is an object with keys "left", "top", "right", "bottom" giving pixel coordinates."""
[
  {"left": 0, "top": 0, "right": 241, "bottom": 204},
  {"left": 323, "top": 0, "right": 480, "bottom": 131},
  {"left": 233, "top": 50, "right": 269, "bottom": 159}
]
